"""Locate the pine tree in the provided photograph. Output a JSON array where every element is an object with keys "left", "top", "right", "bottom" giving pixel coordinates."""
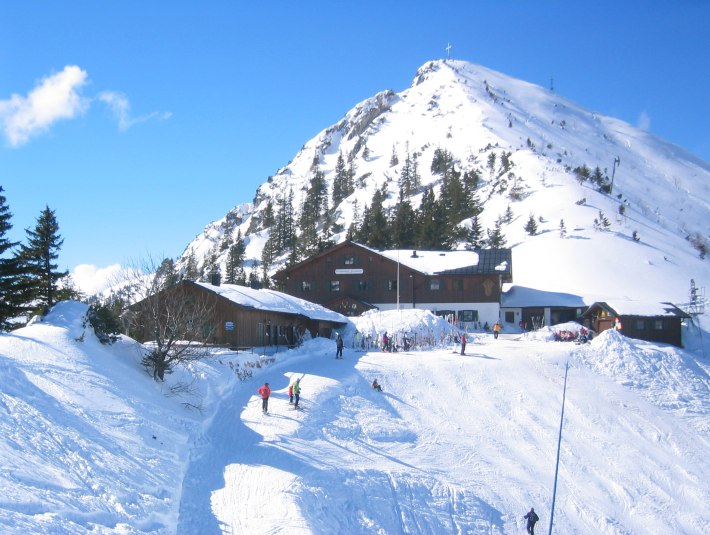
[
  {"left": 416, "top": 186, "right": 448, "bottom": 249},
  {"left": 19, "top": 205, "right": 68, "bottom": 311},
  {"left": 155, "top": 258, "right": 179, "bottom": 290},
  {"left": 332, "top": 152, "right": 349, "bottom": 207},
  {"left": 389, "top": 145, "right": 399, "bottom": 167},
  {"left": 486, "top": 219, "right": 507, "bottom": 248},
  {"left": 0, "top": 187, "right": 30, "bottom": 328},
  {"left": 524, "top": 214, "right": 538, "bottom": 235},
  {"left": 465, "top": 215, "right": 485, "bottom": 250},
  {"left": 391, "top": 188, "right": 417, "bottom": 248},
  {"left": 183, "top": 250, "right": 200, "bottom": 281}
]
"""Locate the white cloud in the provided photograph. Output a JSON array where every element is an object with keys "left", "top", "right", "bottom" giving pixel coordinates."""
[
  {"left": 98, "top": 90, "right": 172, "bottom": 131},
  {"left": 0, "top": 65, "right": 89, "bottom": 147},
  {"left": 71, "top": 263, "right": 127, "bottom": 296},
  {"left": 637, "top": 110, "right": 651, "bottom": 131}
]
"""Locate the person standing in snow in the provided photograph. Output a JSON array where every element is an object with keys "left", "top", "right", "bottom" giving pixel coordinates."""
[
  {"left": 524, "top": 507, "right": 539, "bottom": 534},
  {"left": 372, "top": 378, "right": 382, "bottom": 392},
  {"left": 258, "top": 382, "right": 271, "bottom": 414},
  {"left": 288, "top": 382, "right": 294, "bottom": 404},
  {"left": 292, "top": 378, "right": 301, "bottom": 408},
  {"left": 336, "top": 333, "right": 344, "bottom": 359},
  {"left": 493, "top": 321, "right": 501, "bottom": 339},
  {"left": 460, "top": 333, "right": 467, "bottom": 355}
]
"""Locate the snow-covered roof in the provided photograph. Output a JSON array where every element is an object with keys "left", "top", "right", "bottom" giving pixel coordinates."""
[
  {"left": 377, "top": 247, "right": 511, "bottom": 276},
  {"left": 194, "top": 281, "right": 348, "bottom": 323},
  {"left": 501, "top": 285, "right": 587, "bottom": 308},
  {"left": 592, "top": 300, "right": 689, "bottom": 318}
]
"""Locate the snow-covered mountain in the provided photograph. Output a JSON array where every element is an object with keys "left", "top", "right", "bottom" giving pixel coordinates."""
[{"left": 182, "top": 59, "right": 710, "bottom": 304}]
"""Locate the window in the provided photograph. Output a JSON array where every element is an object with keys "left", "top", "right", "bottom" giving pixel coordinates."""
[
  {"left": 654, "top": 320, "right": 663, "bottom": 330},
  {"left": 330, "top": 280, "right": 340, "bottom": 292},
  {"left": 387, "top": 280, "right": 397, "bottom": 291},
  {"left": 635, "top": 319, "right": 645, "bottom": 330},
  {"left": 454, "top": 279, "right": 464, "bottom": 291},
  {"left": 358, "top": 280, "right": 368, "bottom": 291},
  {"left": 430, "top": 279, "right": 440, "bottom": 290},
  {"left": 301, "top": 281, "right": 311, "bottom": 292},
  {"left": 505, "top": 311, "right": 515, "bottom": 323},
  {"left": 344, "top": 255, "right": 357, "bottom": 265},
  {"left": 459, "top": 310, "right": 478, "bottom": 322}
]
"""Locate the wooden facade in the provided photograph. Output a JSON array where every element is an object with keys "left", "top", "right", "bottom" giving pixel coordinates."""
[
  {"left": 273, "top": 240, "right": 513, "bottom": 327},
  {"left": 580, "top": 301, "right": 690, "bottom": 347},
  {"left": 129, "top": 280, "right": 347, "bottom": 348}
]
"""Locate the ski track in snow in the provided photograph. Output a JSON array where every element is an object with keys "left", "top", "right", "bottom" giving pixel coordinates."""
[{"left": 176, "top": 332, "right": 710, "bottom": 534}]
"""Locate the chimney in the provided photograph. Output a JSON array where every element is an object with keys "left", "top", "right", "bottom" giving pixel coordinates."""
[
  {"left": 411, "top": 250, "right": 418, "bottom": 258},
  {"left": 210, "top": 271, "right": 221, "bottom": 286}
]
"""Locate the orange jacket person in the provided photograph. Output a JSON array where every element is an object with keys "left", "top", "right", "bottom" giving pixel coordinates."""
[
  {"left": 493, "top": 321, "right": 501, "bottom": 339},
  {"left": 258, "top": 382, "right": 271, "bottom": 414}
]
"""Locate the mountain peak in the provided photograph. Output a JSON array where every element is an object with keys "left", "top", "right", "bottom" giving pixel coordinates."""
[{"left": 180, "top": 59, "right": 710, "bottom": 305}]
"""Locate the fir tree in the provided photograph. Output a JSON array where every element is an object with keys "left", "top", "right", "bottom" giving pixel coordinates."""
[
  {"left": 332, "top": 152, "right": 349, "bottom": 207},
  {"left": 416, "top": 186, "right": 448, "bottom": 249},
  {"left": 0, "top": 187, "right": 30, "bottom": 328},
  {"left": 389, "top": 145, "right": 399, "bottom": 167},
  {"left": 19, "top": 205, "right": 68, "bottom": 311},
  {"left": 524, "top": 214, "right": 538, "bottom": 235},
  {"left": 183, "top": 250, "right": 200, "bottom": 281},
  {"left": 391, "top": 188, "right": 417, "bottom": 248},
  {"left": 464, "top": 215, "right": 485, "bottom": 250},
  {"left": 486, "top": 219, "right": 507, "bottom": 248},
  {"left": 155, "top": 258, "right": 179, "bottom": 290}
]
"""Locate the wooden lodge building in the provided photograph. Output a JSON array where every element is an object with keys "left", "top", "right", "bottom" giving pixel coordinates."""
[
  {"left": 580, "top": 301, "right": 690, "bottom": 347},
  {"left": 129, "top": 278, "right": 348, "bottom": 349},
  {"left": 272, "top": 240, "right": 513, "bottom": 328}
]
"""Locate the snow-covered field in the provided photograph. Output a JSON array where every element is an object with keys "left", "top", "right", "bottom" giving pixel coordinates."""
[{"left": 0, "top": 303, "right": 708, "bottom": 534}]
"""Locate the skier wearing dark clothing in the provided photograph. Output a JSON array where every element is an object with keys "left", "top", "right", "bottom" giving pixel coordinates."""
[
  {"left": 258, "top": 383, "right": 271, "bottom": 414},
  {"left": 460, "top": 334, "right": 467, "bottom": 355},
  {"left": 336, "top": 334, "right": 344, "bottom": 359},
  {"left": 524, "top": 507, "right": 539, "bottom": 534}
]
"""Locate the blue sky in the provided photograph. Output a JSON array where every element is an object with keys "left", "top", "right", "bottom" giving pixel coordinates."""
[{"left": 1, "top": 1, "right": 708, "bottom": 292}]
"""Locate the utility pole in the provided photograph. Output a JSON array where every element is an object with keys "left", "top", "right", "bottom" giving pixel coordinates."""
[{"left": 610, "top": 156, "right": 621, "bottom": 194}]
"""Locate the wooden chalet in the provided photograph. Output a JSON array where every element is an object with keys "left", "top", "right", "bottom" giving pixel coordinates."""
[
  {"left": 580, "top": 301, "right": 690, "bottom": 347},
  {"left": 129, "top": 278, "right": 348, "bottom": 349},
  {"left": 272, "top": 240, "right": 513, "bottom": 328}
]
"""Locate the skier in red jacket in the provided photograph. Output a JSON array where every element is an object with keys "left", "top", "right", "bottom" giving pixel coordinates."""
[{"left": 258, "top": 382, "right": 271, "bottom": 414}]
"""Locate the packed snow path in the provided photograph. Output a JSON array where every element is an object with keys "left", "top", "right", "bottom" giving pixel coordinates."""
[{"left": 176, "top": 335, "right": 710, "bottom": 534}]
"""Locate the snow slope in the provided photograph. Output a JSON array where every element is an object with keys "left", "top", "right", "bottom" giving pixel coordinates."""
[
  {"left": 181, "top": 59, "right": 710, "bottom": 306},
  {"left": 3, "top": 302, "right": 706, "bottom": 533}
]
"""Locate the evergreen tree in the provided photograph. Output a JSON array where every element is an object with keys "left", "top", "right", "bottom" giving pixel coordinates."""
[
  {"left": 183, "top": 250, "right": 200, "bottom": 281},
  {"left": 524, "top": 214, "right": 538, "bottom": 235},
  {"left": 573, "top": 164, "right": 590, "bottom": 184},
  {"left": 391, "top": 188, "right": 417, "bottom": 248},
  {"left": 19, "top": 206, "right": 68, "bottom": 311},
  {"left": 225, "top": 231, "right": 246, "bottom": 284},
  {"left": 155, "top": 258, "right": 179, "bottom": 290},
  {"left": 559, "top": 219, "right": 567, "bottom": 238},
  {"left": 261, "top": 200, "right": 275, "bottom": 229},
  {"left": 399, "top": 151, "right": 415, "bottom": 197},
  {"left": 332, "top": 152, "right": 349, "bottom": 207},
  {"left": 362, "top": 185, "right": 390, "bottom": 249},
  {"left": 486, "top": 219, "right": 507, "bottom": 248},
  {"left": 464, "top": 215, "right": 485, "bottom": 250},
  {"left": 389, "top": 145, "right": 399, "bottom": 167},
  {"left": 416, "top": 186, "right": 448, "bottom": 249},
  {"left": 0, "top": 187, "right": 30, "bottom": 328}
]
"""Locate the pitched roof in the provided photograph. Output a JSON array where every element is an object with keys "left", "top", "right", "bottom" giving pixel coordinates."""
[
  {"left": 191, "top": 281, "right": 348, "bottom": 323},
  {"left": 377, "top": 247, "right": 512, "bottom": 277}
]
